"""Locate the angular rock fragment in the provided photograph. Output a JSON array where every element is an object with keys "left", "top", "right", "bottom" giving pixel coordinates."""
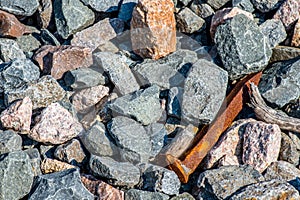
[
  {"left": 37, "top": 0, "right": 53, "bottom": 29},
  {"left": 170, "top": 192, "right": 195, "bottom": 200},
  {"left": 259, "top": 19, "right": 286, "bottom": 48},
  {"left": 80, "top": 0, "right": 121, "bottom": 12},
  {"left": 16, "top": 34, "right": 41, "bottom": 54},
  {"left": 0, "top": 130, "right": 22, "bottom": 155},
  {"left": 279, "top": 132, "right": 300, "bottom": 166},
  {"left": 24, "top": 148, "right": 42, "bottom": 176},
  {"left": 206, "top": 0, "right": 231, "bottom": 9},
  {"left": 145, "top": 123, "right": 167, "bottom": 159},
  {"left": 40, "top": 29, "right": 61, "bottom": 46},
  {"left": 190, "top": 1, "right": 215, "bottom": 20},
  {"left": 125, "top": 189, "right": 169, "bottom": 200},
  {"left": 264, "top": 161, "right": 300, "bottom": 182},
  {"left": 232, "top": 0, "right": 255, "bottom": 12},
  {"left": 251, "top": 0, "right": 282, "bottom": 12},
  {"left": 176, "top": 7, "right": 205, "bottom": 34},
  {"left": 292, "top": 19, "right": 300, "bottom": 47},
  {"left": 270, "top": 46, "right": 300, "bottom": 63},
  {"left": 28, "top": 168, "right": 94, "bottom": 200},
  {"left": 118, "top": 0, "right": 138, "bottom": 23},
  {"left": 41, "top": 158, "right": 76, "bottom": 174},
  {"left": 168, "top": 87, "right": 183, "bottom": 118},
  {"left": 131, "top": 0, "right": 176, "bottom": 59},
  {"left": 0, "top": 38, "right": 26, "bottom": 62},
  {"left": 0, "top": 0, "right": 39, "bottom": 16}
]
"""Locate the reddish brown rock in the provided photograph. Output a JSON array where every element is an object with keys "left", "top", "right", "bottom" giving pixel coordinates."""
[
  {"left": 81, "top": 174, "right": 124, "bottom": 200},
  {"left": 0, "top": 10, "right": 31, "bottom": 38},
  {"left": 131, "top": 0, "right": 176, "bottom": 60},
  {"left": 30, "top": 103, "right": 84, "bottom": 144},
  {"left": 37, "top": 0, "right": 53, "bottom": 29},
  {"left": 210, "top": 7, "right": 254, "bottom": 40},
  {"left": 0, "top": 97, "right": 32, "bottom": 133},
  {"left": 291, "top": 20, "right": 300, "bottom": 47},
  {"left": 41, "top": 158, "right": 75, "bottom": 174}
]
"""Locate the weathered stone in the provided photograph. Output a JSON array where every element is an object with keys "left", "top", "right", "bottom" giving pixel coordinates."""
[
  {"left": 30, "top": 103, "right": 83, "bottom": 144},
  {"left": 251, "top": 0, "right": 282, "bottom": 12},
  {"left": 125, "top": 189, "right": 169, "bottom": 200},
  {"left": 5, "top": 75, "right": 65, "bottom": 110},
  {"left": 41, "top": 158, "right": 76, "bottom": 174},
  {"left": 37, "top": 0, "right": 53, "bottom": 29},
  {"left": 96, "top": 41, "right": 119, "bottom": 53},
  {"left": 108, "top": 85, "right": 163, "bottom": 125},
  {"left": 0, "top": 130, "right": 22, "bottom": 155},
  {"left": 182, "top": 59, "right": 228, "bottom": 125},
  {"left": 141, "top": 164, "right": 181, "bottom": 195},
  {"left": 259, "top": 58, "right": 300, "bottom": 107},
  {"left": 28, "top": 168, "right": 94, "bottom": 200},
  {"left": 279, "top": 132, "right": 300, "bottom": 166},
  {"left": 80, "top": 0, "right": 121, "bottom": 12},
  {"left": 264, "top": 161, "right": 300, "bottom": 183},
  {"left": 292, "top": 19, "right": 300, "bottom": 47},
  {"left": 206, "top": 0, "right": 231, "bottom": 9},
  {"left": 229, "top": 179, "right": 300, "bottom": 199},
  {"left": 16, "top": 34, "right": 41, "bottom": 53},
  {"left": 270, "top": 46, "right": 300, "bottom": 63},
  {"left": 0, "top": 97, "right": 32, "bottom": 133},
  {"left": 0, "top": 38, "right": 26, "bottom": 62},
  {"left": 40, "top": 29, "right": 61, "bottom": 46},
  {"left": 118, "top": 0, "right": 138, "bottom": 23},
  {"left": 0, "top": 0, "right": 39, "bottom": 16},
  {"left": 190, "top": 1, "right": 215, "bottom": 20},
  {"left": 24, "top": 148, "right": 42, "bottom": 176},
  {"left": 170, "top": 193, "right": 195, "bottom": 200},
  {"left": 168, "top": 87, "right": 183, "bottom": 118},
  {"left": 81, "top": 174, "right": 124, "bottom": 200},
  {"left": 215, "top": 14, "right": 272, "bottom": 80},
  {"left": 145, "top": 123, "right": 167, "bottom": 159},
  {"left": 54, "top": 0, "right": 95, "bottom": 39},
  {"left": 131, "top": 0, "right": 176, "bottom": 59},
  {"left": 89, "top": 155, "right": 140, "bottom": 187},
  {"left": 0, "top": 151, "right": 34, "bottom": 200},
  {"left": 259, "top": 19, "right": 286, "bottom": 48},
  {"left": 195, "top": 165, "right": 264, "bottom": 199},
  {"left": 176, "top": 7, "right": 205, "bottom": 34},
  {"left": 232, "top": 0, "right": 255, "bottom": 12}
]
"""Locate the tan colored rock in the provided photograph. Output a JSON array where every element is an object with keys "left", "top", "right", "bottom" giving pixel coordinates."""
[
  {"left": 131, "top": 0, "right": 176, "bottom": 60},
  {"left": 270, "top": 45, "right": 300, "bottom": 63},
  {"left": 37, "top": 0, "right": 53, "bottom": 29},
  {"left": 41, "top": 158, "right": 75, "bottom": 174},
  {"left": 0, "top": 97, "right": 32, "bottom": 133},
  {"left": 291, "top": 20, "right": 300, "bottom": 47}
]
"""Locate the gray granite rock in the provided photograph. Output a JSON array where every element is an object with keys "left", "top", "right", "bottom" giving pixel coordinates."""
[
  {"left": 194, "top": 165, "right": 264, "bottom": 199},
  {"left": 168, "top": 87, "right": 183, "bottom": 118},
  {"left": 0, "top": 130, "right": 22, "bottom": 155},
  {"left": 215, "top": 14, "right": 272, "bottom": 80},
  {"left": 258, "top": 57, "right": 300, "bottom": 107},
  {"left": 28, "top": 168, "right": 94, "bottom": 200},
  {"left": 259, "top": 19, "right": 286, "bottom": 48},
  {"left": 170, "top": 192, "right": 195, "bottom": 200},
  {"left": 24, "top": 148, "right": 42, "bottom": 176},
  {"left": 279, "top": 132, "right": 300, "bottom": 166},
  {"left": 141, "top": 164, "right": 181, "bottom": 195},
  {"left": 54, "top": 0, "right": 95, "bottom": 39},
  {"left": 145, "top": 123, "right": 167, "bottom": 159},
  {"left": 176, "top": 7, "right": 205, "bottom": 34},
  {"left": 264, "top": 161, "right": 300, "bottom": 183},
  {"left": 182, "top": 59, "right": 228, "bottom": 125},
  {"left": 190, "top": 1, "right": 215, "bottom": 20},
  {"left": 94, "top": 52, "right": 139, "bottom": 95},
  {"left": 0, "top": 38, "right": 26, "bottom": 62},
  {"left": 0, "top": 0, "right": 39, "bottom": 16},
  {"left": 108, "top": 85, "right": 163, "bottom": 125},
  {"left": 40, "top": 29, "right": 61, "bottom": 46},
  {"left": 118, "top": 0, "right": 137, "bottom": 23},
  {"left": 232, "top": 0, "right": 255, "bottom": 12},
  {"left": 80, "top": 0, "right": 121, "bottom": 12},
  {"left": 16, "top": 34, "right": 41, "bottom": 54},
  {"left": 89, "top": 155, "right": 140, "bottom": 187},
  {"left": 0, "top": 151, "right": 34, "bottom": 200},
  {"left": 251, "top": 0, "right": 282, "bottom": 12},
  {"left": 125, "top": 189, "right": 169, "bottom": 200},
  {"left": 206, "top": 0, "right": 231, "bottom": 9}
]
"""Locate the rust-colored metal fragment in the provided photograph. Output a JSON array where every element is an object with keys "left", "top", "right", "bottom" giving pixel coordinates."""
[{"left": 167, "top": 72, "right": 262, "bottom": 183}]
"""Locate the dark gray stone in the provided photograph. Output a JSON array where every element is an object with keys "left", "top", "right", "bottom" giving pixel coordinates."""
[
  {"left": 108, "top": 116, "right": 151, "bottom": 163},
  {"left": 194, "top": 165, "right": 264, "bottom": 199},
  {"left": 64, "top": 68, "right": 107, "bottom": 89},
  {"left": 94, "top": 52, "right": 139, "bottom": 95},
  {"left": 0, "top": 0, "right": 39, "bottom": 16},
  {"left": 232, "top": 0, "right": 255, "bottom": 12},
  {"left": 80, "top": 0, "right": 121, "bottom": 12},
  {"left": 259, "top": 19, "right": 286, "bottom": 48},
  {"left": 145, "top": 123, "right": 167, "bottom": 159},
  {"left": 89, "top": 155, "right": 140, "bottom": 187},
  {"left": 206, "top": 0, "right": 231, "bottom": 9},
  {"left": 258, "top": 58, "right": 300, "bottom": 107},
  {"left": 40, "top": 29, "right": 61, "bottom": 46},
  {"left": 28, "top": 168, "right": 94, "bottom": 200},
  {"left": 118, "top": 0, "right": 137, "bottom": 23},
  {"left": 182, "top": 59, "right": 228, "bottom": 125},
  {"left": 285, "top": 99, "right": 300, "bottom": 119},
  {"left": 0, "top": 151, "right": 34, "bottom": 200},
  {"left": 125, "top": 189, "right": 169, "bottom": 200},
  {"left": 24, "top": 148, "right": 42, "bottom": 176},
  {"left": 279, "top": 132, "right": 300, "bottom": 166},
  {"left": 108, "top": 85, "right": 163, "bottom": 125},
  {"left": 0, "top": 130, "right": 22, "bottom": 155},
  {"left": 170, "top": 192, "right": 195, "bottom": 200},
  {"left": 0, "top": 39, "right": 26, "bottom": 62},
  {"left": 16, "top": 34, "right": 41, "bottom": 53},
  {"left": 141, "top": 164, "right": 181, "bottom": 195},
  {"left": 251, "top": 0, "right": 282, "bottom": 12},
  {"left": 215, "top": 14, "right": 272, "bottom": 80},
  {"left": 176, "top": 7, "right": 205, "bottom": 34},
  {"left": 54, "top": 0, "right": 95, "bottom": 39},
  {"left": 190, "top": 1, "right": 215, "bottom": 20},
  {"left": 168, "top": 87, "right": 183, "bottom": 118}
]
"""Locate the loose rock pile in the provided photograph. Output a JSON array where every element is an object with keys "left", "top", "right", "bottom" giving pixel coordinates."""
[{"left": 0, "top": 0, "right": 300, "bottom": 199}]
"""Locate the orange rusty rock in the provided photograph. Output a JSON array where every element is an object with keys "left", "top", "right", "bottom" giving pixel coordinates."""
[
  {"left": 291, "top": 20, "right": 300, "bottom": 47},
  {"left": 0, "top": 10, "right": 31, "bottom": 38},
  {"left": 167, "top": 72, "right": 262, "bottom": 183},
  {"left": 130, "top": 0, "right": 176, "bottom": 60}
]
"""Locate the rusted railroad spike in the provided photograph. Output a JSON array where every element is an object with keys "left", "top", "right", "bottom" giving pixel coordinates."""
[{"left": 166, "top": 72, "right": 262, "bottom": 183}]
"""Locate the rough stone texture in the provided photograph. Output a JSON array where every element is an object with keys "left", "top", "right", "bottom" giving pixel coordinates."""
[
  {"left": 30, "top": 103, "right": 84, "bottom": 144},
  {"left": 64, "top": 68, "right": 107, "bottom": 89},
  {"left": 182, "top": 59, "right": 228, "bottom": 125},
  {"left": 24, "top": 148, "right": 42, "bottom": 176},
  {"left": 108, "top": 116, "right": 151, "bottom": 164},
  {"left": 206, "top": 0, "right": 231, "bottom": 9},
  {"left": 292, "top": 19, "right": 300, "bottom": 47},
  {"left": 270, "top": 46, "right": 300, "bottom": 63},
  {"left": 0, "top": 151, "right": 34, "bottom": 200},
  {"left": 72, "top": 85, "right": 109, "bottom": 113},
  {"left": 259, "top": 19, "right": 287, "bottom": 48},
  {"left": 195, "top": 165, "right": 264, "bottom": 199},
  {"left": 37, "top": 0, "right": 53, "bottom": 29},
  {"left": 81, "top": 174, "right": 124, "bottom": 200},
  {"left": 41, "top": 158, "right": 75, "bottom": 174},
  {"left": 118, "top": 0, "right": 138, "bottom": 23},
  {"left": 0, "top": 0, "right": 39, "bottom": 16},
  {"left": 141, "top": 164, "right": 181, "bottom": 195},
  {"left": 28, "top": 168, "right": 94, "bottom": 200},
  {"left": 16, "top": 34, "right": 41, "bottom": 53},
  {"left": 40, "top": 29, "right": 61, "bottom": 46},
  {"left": 80, "top": 0, "right": 121, "bottom": 12},
  {"left": 168, "top": 87, "right": 183, "bottom": 118},
  {"left": 5, "top": 75, "right": 65, "bottom": 110},
  {"left": 0, "top": 38, "right": 26, "bottom": 62},
  {"left": 190, "top": 1, "right": 215, "bottom": 20},
  {"left": 145, "top": 123, "right": 167, "bottom": 159},
  {"left": 170, "top": 192, "right": 195, "bottom": 200},
  {"left": 54, "top": 139, "right": 86, "bottom": 166},
  {"left": 176, "top": 7, "right": 205, "bottom": 34},
  {"left": 210, "top": 7, "right": 253, "bottom": 40},
  {"left": 131, "top": 0, "right": 176, "bottom": 59},
  {"left": 125, "top": 189, "right": 169, "bottom": 200},
  {"left": 0, "top": 130, "right": 22, "bottom": 155},
  {"left": 229, "top": 179, "right": 300, "bottom": 199},
  {"left": 232, "top": 0, "right": 255, "bottom": 12},
  {"left": 0, "top": 59, "right": 40, "bottom": 93},
  {"left": 259, "top": 58, "right": 300, "bottom": 107},
  {"left": 279, "top": 132, "right": 300, "bottom": 166},
  {"left": 0, "top": 97, "right": 32, "bottom": 133},
  {"left": 33, "top": 45, "right": 59, "bottom": 70},
  {"left": 215, "top": 14, "right": 272, "bottom": 80},
  {"left": 264, "top": 161, "right": 300, "bottom": 183},
  {"left": 273, "top": 0, "right": 300, "bottom": 31},
  {"left": 89, "top": 155, "right": 140, "bottom": 187},
  {"left": 54, "top": 0, "right": 95, "bottom": 39},
  {"left": 251, "top": 0, "right": 282, "bottom": 12}
]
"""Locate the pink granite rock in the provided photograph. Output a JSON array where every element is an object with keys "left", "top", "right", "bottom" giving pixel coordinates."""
[
  {"left": 210, "top": 7, "right": 254, "bottom": 40},
  {"left": 30, "top": 103, "right": 84, "bottom": 144},
  {"left": 291, "top": 20, "right": 300, "bottom": 47},
  {"left": 0, "top": 97, "right": 32, "bottom": 133},
  {"left": 131, "top": 0, "right": 176, "bottom": 60}
]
